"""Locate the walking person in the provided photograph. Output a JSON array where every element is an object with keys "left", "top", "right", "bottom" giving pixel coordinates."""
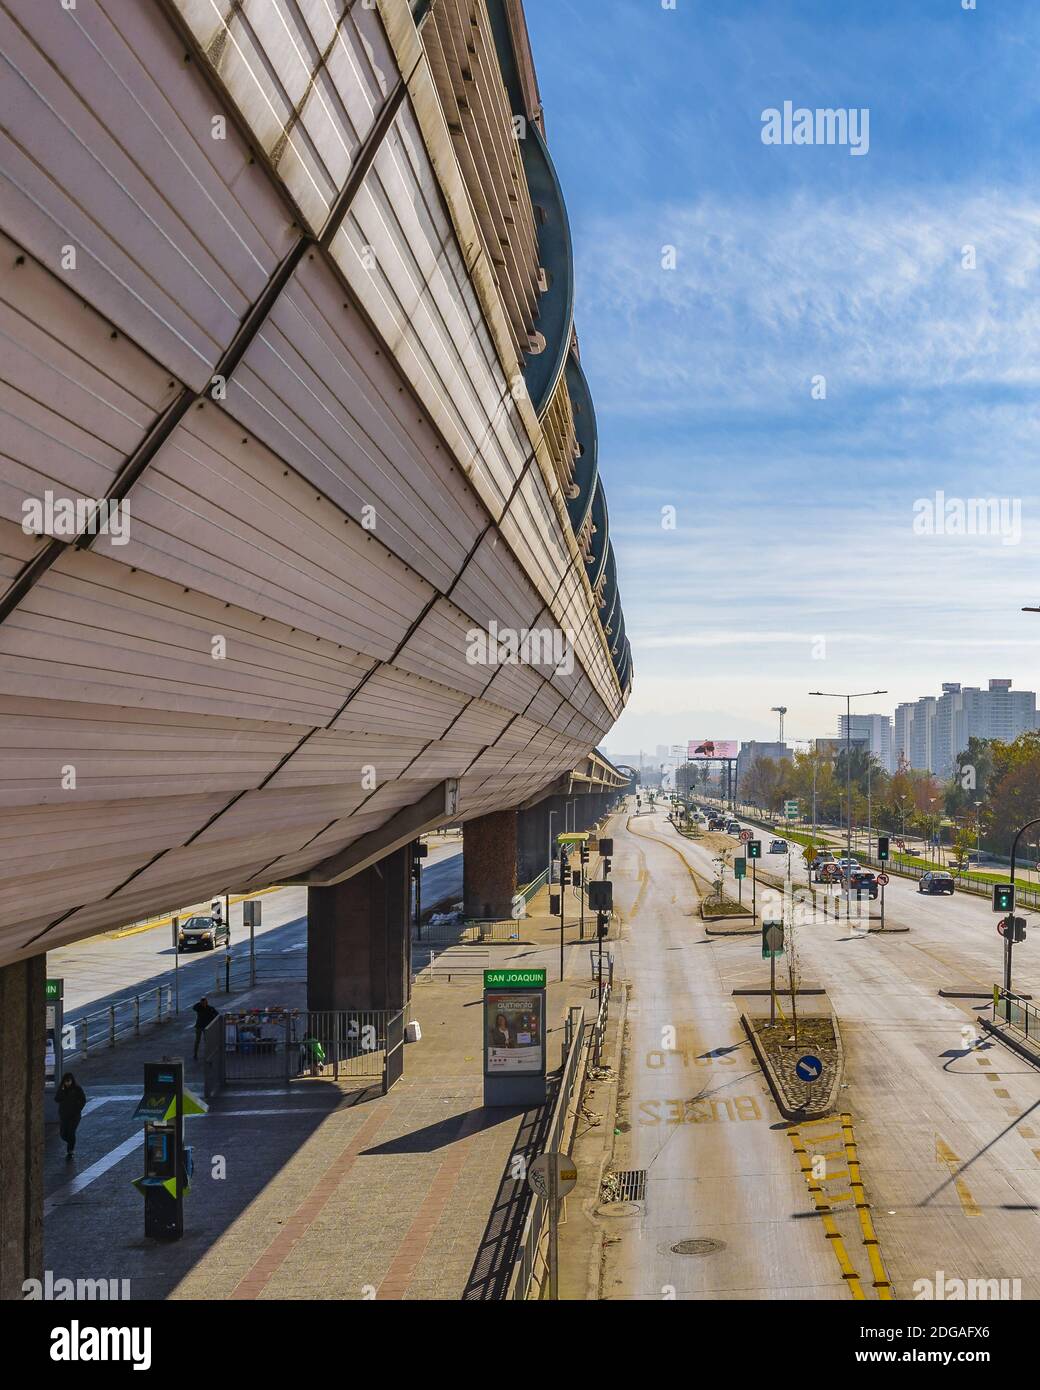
[
  {"left": 192, "top": 995, "right": 219, "bottom": 1060},
  {"left": 55, "top": 1073, "right": 87, "bottom": 1161}
]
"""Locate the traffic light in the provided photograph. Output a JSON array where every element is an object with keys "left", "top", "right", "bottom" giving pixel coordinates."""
[
  {"left": 579, "top": 842, "right": 589, "bottom": 866},
  {"left": 748, "top": 840, "right": 761, "bottom": 860},
  {"left": 993, "top": 883, "right": 1014, "bottom": 913},
  {"left": 877, "top": 836, "right": 889, "bottom": 862},
  {"left": 999, "top": 916, "right": 1026, "bottom": 942},
  {"left": 596, "top": 910, "right": 610, "bottom": 939},
  {"left": 603, "top": 857, "right": 612, "bottom": 876},
  {"left": 559, "top": 853, "right": 571, "bottom": 887}
]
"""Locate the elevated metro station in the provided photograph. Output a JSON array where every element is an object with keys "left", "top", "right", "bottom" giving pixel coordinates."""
[{"left": 0, "top": 0, "right": 630, "bottom": 1296}]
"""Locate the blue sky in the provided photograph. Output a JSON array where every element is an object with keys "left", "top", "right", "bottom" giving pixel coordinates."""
[{"left": 525, "top": 0, "right": 1040, "bottom": 755}]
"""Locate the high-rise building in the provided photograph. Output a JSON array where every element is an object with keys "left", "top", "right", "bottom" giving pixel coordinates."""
[
  {"left": 894, "top": 680, "right": 1036, "bottom": 774},
  {"left": 838, "top": 714, "right": 893, "bottom": 771},
  {"left": 736, "top": 741, "right": 790, "bottom": 791}
]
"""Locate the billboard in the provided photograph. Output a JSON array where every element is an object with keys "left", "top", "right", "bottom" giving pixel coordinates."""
[
  {"left": 815, "top": 737, "right": 868, "bottom": 759},
  {"left": 485, "top": 991, "right": 544, "bottom": 1075},
  {"left": 687, "top": 739, "right": 738, "bottom": 760}
]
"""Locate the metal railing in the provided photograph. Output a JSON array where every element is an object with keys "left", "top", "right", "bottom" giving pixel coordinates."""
[
  {"left": 218, "top": 1007, "right": 404, "bottom": 1093},
  {"left": 992, "top": 988, "right": 1040, "bottom": 1038},
  {"left": 507, "top": 1002, "right": 592, "bottom": 1301},
  {"left": 65, "top": 985, "right": 174, "bottom": 1060}
]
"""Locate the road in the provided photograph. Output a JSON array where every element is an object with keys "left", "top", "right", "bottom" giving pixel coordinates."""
[
  {"left": 48, "top": 846, "right": 463, "bottom": 1023},
  {"left": 603, "top": 804, "right": 1040, "bottom": 1300}
]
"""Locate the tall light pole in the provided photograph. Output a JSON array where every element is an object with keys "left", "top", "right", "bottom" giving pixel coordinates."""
[
  {"left": 771, "top": 706, "right": 788, "bottom": 745},
  {"left": 974, "top": 799, "right": 983, "bottom": 867},
  {"left": 810, "top": 690, "right": 887, "bottom": 919}
]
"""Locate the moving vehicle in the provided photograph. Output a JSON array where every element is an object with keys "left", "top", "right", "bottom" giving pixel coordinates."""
[
  {"left": 177, "top": 914, "right": 230, "bottom": 951},
  {"left": 708, "top": 817, "right": 726, "bottom": 831},
  {"left": 845, "top": 869, "right": 879, "bottom": 899},
  {"left": 726, "top": 821, "right": 741, "bottom": 834},
  {"left": 919, "top": 871, "right": 955, "bottom": 895},
  {"left": 769, "top": 839, "right": 787, "bottom": 854}
]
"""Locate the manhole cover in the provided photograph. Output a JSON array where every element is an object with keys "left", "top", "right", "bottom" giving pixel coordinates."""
[{"left": 671, "top": 1238, "right": 725, "bottom": 1256}]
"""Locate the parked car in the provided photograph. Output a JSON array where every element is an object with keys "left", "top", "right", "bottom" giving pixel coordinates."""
[
  {"left": 769, "top": 839, "right": 787, "bottom": 854},
  {"left": 177, "top": 914, "right": 230, "bottom": 951},
  {"left": 919, "top": 871, "right": 955, "bottom": 895}
]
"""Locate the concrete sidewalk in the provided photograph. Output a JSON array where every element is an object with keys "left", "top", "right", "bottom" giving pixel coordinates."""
[{"left": 42, "top": 825, "right": 617, "bottom": 1302}]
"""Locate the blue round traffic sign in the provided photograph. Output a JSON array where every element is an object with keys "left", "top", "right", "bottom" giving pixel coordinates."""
[{"left": 795, "top": 1054, "right": 823, "bottom": 1083}]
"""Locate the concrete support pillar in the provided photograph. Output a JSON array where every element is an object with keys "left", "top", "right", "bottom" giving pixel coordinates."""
[
  {"left": 307, "top": 847, "right": 411, "bottom": 1013},
  {"left": 463, "top": 810, "right": 518, "bottom": 919},
  {"left": 0, "top": 956, "right": 44, "bottom": 1300}
]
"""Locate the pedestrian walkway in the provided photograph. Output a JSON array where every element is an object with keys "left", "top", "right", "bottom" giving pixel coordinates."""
[{"left": 42, "top": 828, "right": 617, "bottom": 1301}]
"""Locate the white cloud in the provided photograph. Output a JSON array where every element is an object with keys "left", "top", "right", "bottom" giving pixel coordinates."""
[{"left": 576, "top": 189, "right": 1040, "bottom": 414}]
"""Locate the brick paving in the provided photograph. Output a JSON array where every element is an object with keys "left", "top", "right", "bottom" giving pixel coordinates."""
[{"left": 42, "top": 827, "right": 617, "bottom": 1301}]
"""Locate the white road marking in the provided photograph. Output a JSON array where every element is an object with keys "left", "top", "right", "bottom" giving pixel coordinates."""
[{"left": 44, "top": 1134, "right": 141, "bottom": 1216}]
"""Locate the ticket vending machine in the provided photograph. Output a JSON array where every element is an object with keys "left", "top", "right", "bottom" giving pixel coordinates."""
[{"left": 132, "top": 1060, "right": 206, "bottom": 1241}]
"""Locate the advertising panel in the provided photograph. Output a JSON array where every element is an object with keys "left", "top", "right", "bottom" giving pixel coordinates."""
[
  {"left": 484, "top": 991, "right": 545, "bottom": 1075},
  {"left": 687, "top": 739, "right": 738, "bottom": 760}
]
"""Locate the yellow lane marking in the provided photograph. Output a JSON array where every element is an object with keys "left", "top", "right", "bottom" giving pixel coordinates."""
[
  {"left": 994, "top": 1089, "right": 1010, "bottom": 1099},
  {"left": 936, "top": 1136, "right": 981, "bottom": 1218},
  {"left": 840, "top": 1114, "right": 893, "bottom": 1299},
  {"left": 1019, "top": 1126, "right": 1036, "bottom": 1138},
  {"left": 787, "top": 1126, "right": 865, "bottom": 1300}
]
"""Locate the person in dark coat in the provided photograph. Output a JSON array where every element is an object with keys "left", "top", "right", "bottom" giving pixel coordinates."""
[
  {"left": 192, "top": 996, "right": 219, "bottom": 1059},
  {"left": 55, "top": 1073, "right": 87, "bottom": 1160}
]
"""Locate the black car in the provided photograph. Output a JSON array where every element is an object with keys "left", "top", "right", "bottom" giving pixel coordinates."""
[
  {"left": 919, "top": 871, "right": 954, "bottom": 895},
  {"left": 177, "top": 914, "right": 231, "bottom": 950}
]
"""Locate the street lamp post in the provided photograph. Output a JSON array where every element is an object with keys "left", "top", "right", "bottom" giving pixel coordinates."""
[
  {"left": 771, "top": 706, "right": 787, "bottom": 744},
  {"left": 810, "top": 690, "right": 887, "bottom": 920}
]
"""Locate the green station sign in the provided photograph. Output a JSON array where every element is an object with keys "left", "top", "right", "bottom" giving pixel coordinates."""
[
  {"left": 484, "top": 969, "right": 547, "bottom": 990},
  {"left": 45, "top": 978, "right": 63, "bottom": 1001}
]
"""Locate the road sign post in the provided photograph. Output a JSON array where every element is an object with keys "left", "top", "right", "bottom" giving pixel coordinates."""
[
  {"left": 762, "top": 921, "right": 784, "bottom": 1024},
  {"left": 795, "top": 1053, "right": 823, "bottom": 1106},
  {"left": 876, "top": 872, "right": 889, "bottom": 930},
  {"left": 528, "top": 1152, "right": 577, "bottom": 1301}
]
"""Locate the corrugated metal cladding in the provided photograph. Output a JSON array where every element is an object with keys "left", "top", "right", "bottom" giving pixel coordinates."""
[{"left": 0, "top": 0, "right": 628, "bottom": 964}]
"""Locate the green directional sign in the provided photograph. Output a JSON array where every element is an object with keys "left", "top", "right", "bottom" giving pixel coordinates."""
[
  {"left": 45, "top": 978, "right": 63, "bottom": 1001},
  {"left": 784, "top": 800, "right": 799, "bottom": 820},
  {"left": 484, "top": 968, "right": 547, "bottom": 990},
  {"left": 734, "top": 857, "right": 747, "bottom": 879}
]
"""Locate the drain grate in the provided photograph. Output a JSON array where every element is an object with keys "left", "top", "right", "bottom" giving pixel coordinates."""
[
  {"left": 671, "top": 1237, "right": 725, "bottom": 1256},
  {"left": 605, "top": 1169, "right": 647, "bottom": 1202}
]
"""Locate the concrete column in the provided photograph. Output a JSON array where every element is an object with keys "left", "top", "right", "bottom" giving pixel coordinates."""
[
  {"left": 463, "top": 810, "right": 518, "bottom": 919},
  {"left": 517, "top": 798, "right": 550, "bottom": 885},
  {"left": 307, "top": 846, "right": 411, "bottom": 1013},
  {"left": 0, "top": 955, "right": 44, "bottom": 1300}
]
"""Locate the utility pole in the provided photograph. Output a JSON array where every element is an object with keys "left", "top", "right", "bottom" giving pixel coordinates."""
[{"left": 810, "top": 689, "right": 887, "bottom": 921}]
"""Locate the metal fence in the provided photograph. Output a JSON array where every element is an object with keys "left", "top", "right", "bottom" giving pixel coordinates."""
[
  {"left": 218, "top": 1007, "right": 404, "bottom": 1093},
  {"left": 734, "top": 811, "right": 1040, "bottom": 910},
  {"left": 507, "top": 1002, "right": 591, "bottom": 1301},
  {"left": 65, "top": 985, "right": 174, "bottom": 1060},
  {"left": 992, "top": 988, "right": 1040, "bottom": 1038}
]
